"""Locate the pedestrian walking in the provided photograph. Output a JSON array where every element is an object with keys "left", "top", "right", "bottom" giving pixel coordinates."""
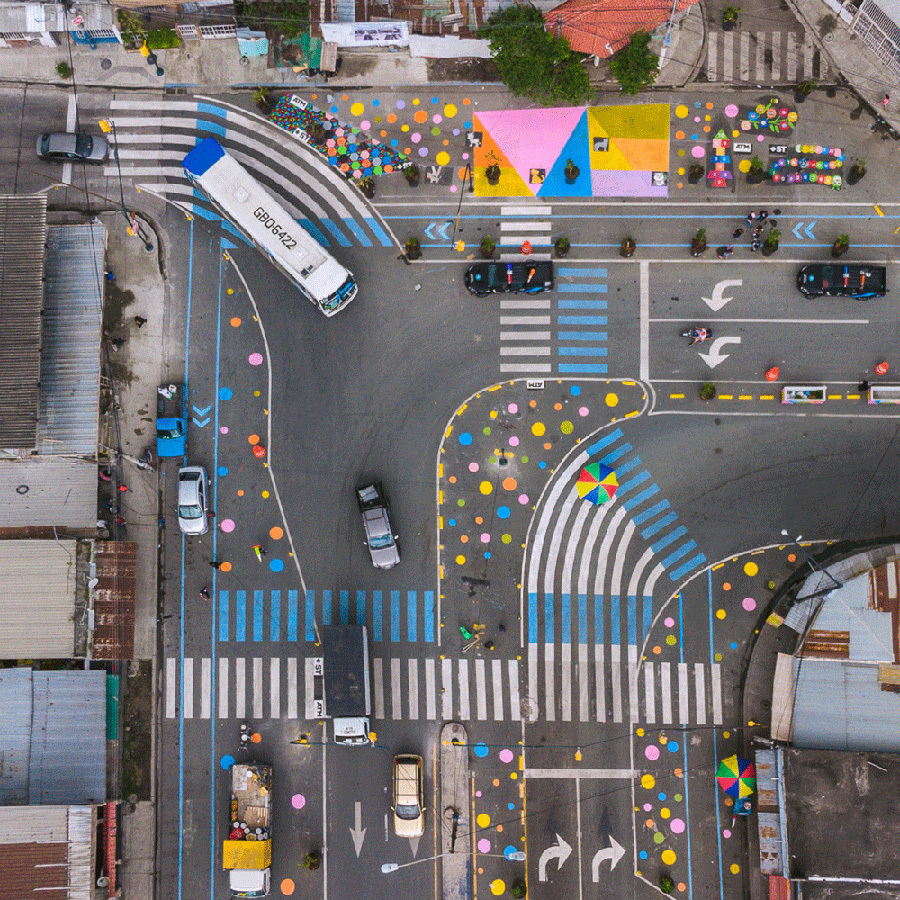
[
  {"left": 716, "top": 245, "right": 734, "bottom": 258},
  {"left": 750, "top": 238, "right": 761, "bottom": 253},
  {"left": 753, "top": 224, "right": 763, "bottom": 238},
  {"left": 732, "top": 227, "right": 744, "bottom": 239},
  {"left": 110, "top": 337, "right": 126, "bottom": 349},
  {"left": 209, "top": 560, "right": 222, "bottom": 569},
  {"left": 200, "top": 587, "right": 211, "bottom": 601},
  {"left": 745, "top": 211, "right": 758, "bottom": 227},
  {"left": 758, "top": 210, "right": 769, "bottom": 221},
  {"left": 883, "top": 94, "right": 890, "bottom": 109},
  {"left": 252, "top": 544, "right": 266, "bottom": 561},
  {"left": 134, "top": 315, "right": 148, "bottom": 328},
  {"left": 858, "top": 379, "right": 871, "bottom": 392}
]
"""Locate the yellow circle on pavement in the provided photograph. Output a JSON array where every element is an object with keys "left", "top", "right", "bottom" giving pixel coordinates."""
[
  {"left": 661, "top": 849, "right": 676, "bottom": 865},
  {"left": 477, "top": 813, "right": 491, "bottom": 828},
  {"left": 744, "top": 561, "right": 759, "bottom": 576},
  {"left": 532, "top": 422, "right": 545, "bottom": 436},
  {"left": 606, "top": 393, "right": 619, "bottom": 407},
  {"left": 490, "top": 880, "right": 505, "bottom": 896},
  {"left": 641, "top": 774, "right": 656, "bottom": 789},
  {"left": 480, "top": 480, "right": 493, "bottom": 495}
]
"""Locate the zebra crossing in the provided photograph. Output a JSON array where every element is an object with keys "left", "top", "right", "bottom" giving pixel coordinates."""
[
  {"left": 106, "top": 97, "right": 394, "bottom": 250},
  {"left": 211, "top": 587, "right": 436, "bottom": 645},
  {"left": 705, "top": 29, "right": 832, "bottom": 83},
  {"left": 164, "top": 652, "right": 722, "bottom": 725},
  {"left": 499, "top": 205, "right": 553, "bottom": 251},
  {"left": 500, "top": 264, "right": 608, "bottom": 376}
]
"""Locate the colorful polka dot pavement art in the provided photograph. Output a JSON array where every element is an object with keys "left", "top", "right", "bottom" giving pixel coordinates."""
[
  {"left": 471, "top": 743, "right": 526, "bottom": 897},
  {"left": 633, "top": 545, "right": 806, "bottom": 889},
  {"left": 439, "top": 380, "right": 646, "bottom": 647}
]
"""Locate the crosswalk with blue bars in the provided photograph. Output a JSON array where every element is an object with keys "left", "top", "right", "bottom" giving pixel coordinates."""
[{"left": 215, "top": 588, "right": 436, "bottom": 644}]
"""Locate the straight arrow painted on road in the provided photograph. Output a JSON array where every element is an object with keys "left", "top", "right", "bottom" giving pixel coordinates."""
[{"left": 349, "top": 801, "right": 366, "bottom": 857}]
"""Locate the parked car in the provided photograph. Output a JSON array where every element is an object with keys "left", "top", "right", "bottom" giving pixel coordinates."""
[
  {"left": 36, "top": 132, "right": 109, "bottom": 164},
  {"left": 177, "top": 466, "right": 209, "bottom": 535},
  {"left": 797, "top": 263, "right": 887, "bottom": 299},
  {"left": 392, "top": 754, "right": 425, "bottom": 837},
  {"left": 356, "top": 482, "right": 400, "bottom": 570},
  {"left": 464, "top": 261, "right": 554, "bottom": 296}
]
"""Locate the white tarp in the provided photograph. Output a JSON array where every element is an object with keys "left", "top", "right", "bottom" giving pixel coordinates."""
[{"left": 320, "top": 21, "right": 409, "bottom": 46}]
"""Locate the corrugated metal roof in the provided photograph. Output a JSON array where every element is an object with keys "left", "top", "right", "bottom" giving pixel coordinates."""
[
  {"left": 29, "top": 671, "right": 106, "bottom": 804},
  {"left": 0, "top": 195, "right": 46, "bottom": 449},
  {"left": 0, "top": 2, "right": 116, "bottom": 32},
  {"left": 0, "top": 841, "right": 68, "bottom": 900},
  {"left": 0, "top": 805, "right": 68, "bottom": 841},
  {"left": 0, "top": 539, "right": 78, "bottom": 659},
  {"left": 37, "top": 225, "right": 104, "bottom": 457},
  {"left": 0, "top": 457, "right": 97, "bottom": 529},
  {"left": 92, "top": 541, "right": 136, "bottom": 661},
  {"left": 0, "top": 668, "right": 34, "bottom": 804}
]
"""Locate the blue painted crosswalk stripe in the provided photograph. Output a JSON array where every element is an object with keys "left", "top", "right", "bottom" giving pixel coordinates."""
[
  {"left": 601, "top": 444, "right": 631, "bottom": 466},
  {"left": 271, "top": 590, "right": 280, "bottom": 641},
  {"left": 373, "top": 589, "right": 383, "bottom": 641},
  {"left": 343, "top": 217, "right": 373, "bottom": 247},
  {"left": 670, "top": 553, "right": 707, "bottom": 580},
  {"left": 627, "top": 595, "right": 637, "bottom": 645},
  {"left": 545, "top": 593, "right": 554, "bottom": 643},
  {"left": 643, "top": 596, "right": 653, "bottom": 641},
  {"left": 424, "top": 591, "right": 435, "bottom": 643},
  {"left": 236, "top": 591, "right": 247, "bottom": 641},
  {"left": 633, "top": 499, "right": 671, "bottom": 527},
  {"left": 561, "top": 594, "right": 571, "bottom": 643},
  {"left": 254, "top": 591, "right": 264, "bottom": 640},
  {"left": 595, "top": 595, "right": 604, "bottom": 643},
  {"left": 558, "top": 315, "right": 607, "bottom": 325},
  {"left": 559, "top": 363, "right": 608, "bottom": 373},
  {"left": 558, "top": 288, "right": 607, "bottom": 297},
  {"left": 305, "top": 589, "right": 315, "bottom": 641},
  {"left": 197, "top": 102, "right": 227, "bottom": 118},
  {"left": 391, "top": 590, "right": 401, "bottom": 642},
  {"left": 340, "top": 589, "right": 350, "bottom": 625},
  {"left": 610, "top": 595, "right": 620, "bottom": 644},
  {"left": 651, "top": 524, "right": 688, "bottom": 554},
  {"left": 322, "top": 589, "right": 332, "bottom": 626},
  {"left": 322, "top": 219, "right": 352, "bottom": 247},
  {"left": 612, "top": 456, "right": 641, "bottom": 476},
  {"left": 661, "top": 540, "right": 698, "bottom": 569},
  {"left": 356, "top": 590, "right": 365, "bottom": 627},
  {"left": 299, "top": 219, "right": 329, "bottom": 246},
  {"left": 619, "top": 471, "right": 650, "bottom": 494},
  {"left": 197, "top": 118, "right": 226, "bottom": 137},
  {"left": 219, "top": 590, "right": 229, "bottom": 642},
  {"left": 558, "top": 331, "right": 607, "bottom": 341},
  {"left": 578, "top": 594, "right": 588, "bottom": 643},
  {"left": 559, "top": 267, "right": 607, "bottom": 277},
  {"left": 642, "top": 510, "right": 678, "bottom": 538},
  {"left": 364, "top": 217, "right": 393, "bottom": 247},
  {"left": 586, "top": 428, "right": 623, "bottom": 455},
  {"left": 559, "top": 346, "right": 607, "bottom": 356},
  {"left": 408, "top": 590, "right": 417, "bottom": 642},
  {"left": 622, "top": 484, "right": 660, "bottom": 510},
  {"left": 529, "top": 592, "right": 539, "bottom": 644},
  {"left": 288, "top": 590, "right": 298, "bottom": 641}
]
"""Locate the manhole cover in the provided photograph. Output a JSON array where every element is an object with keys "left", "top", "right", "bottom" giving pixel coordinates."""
[{"left": 100, "top": 58, "right": 112, "bottom": 70}]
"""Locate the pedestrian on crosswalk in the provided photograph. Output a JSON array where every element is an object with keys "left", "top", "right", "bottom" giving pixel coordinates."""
[
  {"left": 745, "top": 211, "right": 758, "bottom": 227},
  {"left": 200, "top": 586, "right": 211, "bottom": 601},
  {"left": 253, "top": 544, "right": 266, "bottom": 562},
  {"left": 716, "top": 245, "right": 734, "bottom": 258}
]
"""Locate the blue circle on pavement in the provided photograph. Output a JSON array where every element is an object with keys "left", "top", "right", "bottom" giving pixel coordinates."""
[
  {"left": 449, "top": 519, "right": 456, "bottom": 526},
  {"left": 459, "top": 432, "right": 473, "bottom": 445},
  {"left": 432, "top": 96, "right": 439, "bottom": 104},
  {"left": 667, "top": 741, "right": 679, "bottom": 752},
  {"left": 464, "top": 121, "right": 472, "bottom": 129},
  {"left": 218, "top": 466, "right": 228, "bottom": 477},
  {"left": 639, "top": 850, "right": 648, "bottom": 860},
  {"left": 391, "top": 139, "right": 398, "bottom": 147},
  {"left": 570, "top": 384, "right": 581, "bottom": 396},
  {"left": 730, "top": 641, "right": 738, "bottom": 649},
  {"left": 658, "top": 792, "right": 666, "bottom": 801},
  {"left": 539, "top": 461, "right": 547, "bottom": 469},
  {"left": 219, "top": 387, "right": 233, "bottom": 400},
  {"left": 330, "top": 105, "right": 339, "bottom": 114},
  {"left": 504, "top": 844, "right": 518, "bottom": 857},
  {"left": 220, "top": 754, "right": 235, "bottom": 769},
  {"left": 484, "top": 551, "right": 491, "bottom": 559},
  {"left": 473, "top": 742, "right": 489, "bottom": 757},
  {"left": 373, "top": 98, "right": 380, "bottom": 106},
  {"left": 507, "top": 804, "right": 515, "bottom": 811},
  {"left": 497, "top": 506, "right": 511, "bottom": 519},
  {"left": 269, "top": 559, "right": 284, "bottom": 572}
]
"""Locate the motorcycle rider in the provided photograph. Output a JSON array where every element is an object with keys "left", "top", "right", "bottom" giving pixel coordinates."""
[{"left": 689, "top": 327, "right": 711, "bottom": 345}]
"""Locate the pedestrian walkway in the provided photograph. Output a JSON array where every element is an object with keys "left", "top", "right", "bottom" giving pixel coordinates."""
[
  {"left": 107, "top": 96, "right": 394, "bottom": 250},
  {"left": 704, "top": 29, "right": 832, "bottom": 83},
  {"left": 499, "top": 263, "right": 608, "bottom": 376},
  {"left": 214, "top": 587, "right": 436, "bottom": 644}
]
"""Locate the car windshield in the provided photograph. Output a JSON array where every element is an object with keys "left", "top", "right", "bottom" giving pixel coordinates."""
[
  {"left": 159, "top": 426, "right": 183, "bottom": 439},
  {"left": 370, "top": 533, "right": 394, "bottom": 549},
  {"left": 178, "top": 504, "right": 201, "bottom": 519},
  {"left": 75, "top": 134, "right": 92, "bottom": 156},
  {"left": 395, "top": 803, "right": 420, "bottom": 820}
]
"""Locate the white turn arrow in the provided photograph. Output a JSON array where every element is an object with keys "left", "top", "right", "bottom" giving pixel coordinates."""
[
  {"left": 698, "top": 336, "right": 742, "bottom": 369},
  {"left": 591, "top": 836, "right": 626, "bottom": 880},
  {"left": 349, "top": 801, "right": 366, "bottom": 857},
  {"left": 538, "top": 834, "right": 572, "bottom": 881},
  {"left": 702, "top": 279, "right": 743, "bottom": 312}
]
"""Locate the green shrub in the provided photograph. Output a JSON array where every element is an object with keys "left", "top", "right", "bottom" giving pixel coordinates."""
[
  {"left": 56, "top": 60, "right": 72, "bottom": 79},
  {"left": 146, "top": 28, "right": 181, "bottom": 49}
]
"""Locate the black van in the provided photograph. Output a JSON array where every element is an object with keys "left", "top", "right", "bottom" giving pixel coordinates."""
[
  {"left": 797, "top": 263, "right": 887, "bottom": 299},
  {"left": 464, "top": 261, "right": 554, "bottom": 296}
]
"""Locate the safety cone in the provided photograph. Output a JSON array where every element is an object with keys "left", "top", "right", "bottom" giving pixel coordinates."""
[
  {"left": 253, "top": 444, "right": 266, "bottom": 458},
  {"left": 765, "top": 366, "right": 780, "bottom": 382},
  {"left": 876, "top": 361, "right": 890, "bottom": 375},
  {"left": 520, "top": 240, "right": 532, "bottom": 256}
]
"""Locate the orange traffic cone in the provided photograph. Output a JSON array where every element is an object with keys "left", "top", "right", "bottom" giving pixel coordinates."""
[
  {"left": 876, "top": 361, "right": 890, "bottom": 375},
  {"left": 253, "top": 444, "right": 266, "bottom": 458},
  {"left": 765, "top": 366, "right": 779, "bottom": 382},
  {"left": 520, "top": 240, "right": 532, "bottom": 255}
]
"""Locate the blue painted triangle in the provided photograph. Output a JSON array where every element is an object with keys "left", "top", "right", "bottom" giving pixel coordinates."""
[
  {"left": 538, "top": 109, "right": 591, "bottom": 198},
  {"left": 221, "top": 238, "right": 239, "bottom": 251}
]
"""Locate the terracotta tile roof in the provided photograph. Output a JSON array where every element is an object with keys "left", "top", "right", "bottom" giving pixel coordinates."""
[{"left": 543, "top": 0, "right": 699, "bottom": 58}]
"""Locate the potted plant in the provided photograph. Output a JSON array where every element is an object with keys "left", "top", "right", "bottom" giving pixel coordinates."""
[
  {"left": 55, "top": 60, "right": 72, "bottom": 79},
  {"left": 831, "top": 234, "right": 849, "bottom": 257},
  {"left": 403, "top": 164, "right": 420, "bottom": 187},
  {"left": 480, "top": 235, "right": 497, "bottom": 259},
  {"left": 761, "top": 227, "right": 781, "bottom": 257},
  {"left": 359, "top": 176, "right": 376, "bottom": 199},
  {"left": 620, "top": 235, "right": 636, "bottom": 258},
  {"left": 699, "top": 382, "right": 716, "bottom": 401},
  {"left": 690, "top": 227, "right": 708, "bottom": 256},
  {"left": 794, "top": 79, "right": 816, "bottom": 103},
  {"left": 847, "top": 158, "right": 866, "bottom": 184},
  {"left": 660, "top": 873, "right": 676, "bottom": 894},
  {"left": 747, "top": 155, "right": 766, "bottom": 185},
  {"left": 302, "top": 851, "right": 320, "bottom": 870},
  {"left": 554, "top": 236, "right": 571, "bottom": 258},
  {"left": 509, "top": 880, "right": 527, "bottom": 898},
  {"left": 405, "top": 236, "right": 422, "bottom": 260},
  {"left": 722, "top": 6, "right": 739, "bottom": 29},
  {"left": 307, "top": 121, "right": 326, "bottom": 144},
  {"left": 253, "top": 87, "right": 272, "bottom": 113},
  {"left": 688, "top": 163, "right": 705, "bottom": 184},
  {"left": 564, "top": 159, "right": 580, "bottom": 184},
  {"left": 485, "top": 163, "right": 501, "bottom": 186}
]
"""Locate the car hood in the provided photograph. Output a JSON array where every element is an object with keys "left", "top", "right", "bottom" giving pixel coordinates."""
[{"left": 370, "top": 543, "right": 400, "bottom": 569}]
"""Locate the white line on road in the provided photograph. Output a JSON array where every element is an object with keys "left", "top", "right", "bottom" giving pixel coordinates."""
[
  {"left": 287, "top": 658, "right": 297, "bottom": 719},
  {"left": 500, "top": 299, "right": 552, "bottom": 309},
  {"left": 677, "top": 662, "right": 689, "bottom": 724},
  {"left": 650, "top": 317, "right": 870, "bottom": 325},
  {"left": 660, "top": 662, "right": 671, "bottom": 724},
  {"left": 500, "top": 363, "right": 553, "bottom": 373},
  {"left": 183, "top": 657, "right": 193, "bottom": 719},
  {"left": 579, "top": 644, "right": 589, "bottom": 722},
  {"left": 425, "top": 658, "right": 436, "bottom": 720},
  {"left": 501, "top": 331, "right": 552, "bottom": 340},
  {"left": 640, "top": 262, "right": 650, "bottom": 381},
  {"left": 458, "top": 659, "right": 470, "bottom": 720},
  {"left": 391, "top": 658, "right": 402, "bottom": 720},
  {"left": 561, "top": 643, "right": 572, "bottom": 722},
  {"left": 270, "top": 658, "right": 280, "bottom": 719},
  {"left": 166, "top": 657, "right": 176, "bottom": 719},
  {"left": 442, "top": 658, "right": 453, "bottom": 721},
  {"left": 492, "top": 659, "right": 504, "bottom": 722},
  {"left": 235, "top": 658, "right": 245, "bottom": 719},
  {"left": 253, "top": 658, "right": 263, "bottom": 720},
  {"left": 544, "top": 643, "right": 555, "bottom": 722},
  {"left": 644, "top": 662, "right": 655, "bottom": 724},
  {"left": 500, "top": 346, "right": 552, "bottom": 356},
  {"left": 500, "top": 315, "right": 552, "bottom": 326},
  {"left": 373, "top": 658, "right": 384, "bottom": 719},
  {"left": 712, "top": 664, "right": 723, "bottom": 725},
  {"left": 509, "top": 659, "right": 520, "bottom": 721},
  {"left": 524, "top": 768, "right": 639, "bottom": 779},
  {"left": 219, "top": 657, "right": 229, "bottom": 720},
  {"left": 476, "top": 659, "right": 488, "bottom": 720},
  {"left": 693, "top": 663, "right": 706, "bottom": 726},
  {"left": 408, "top": 659, "right": 419, "bottom": 720}
]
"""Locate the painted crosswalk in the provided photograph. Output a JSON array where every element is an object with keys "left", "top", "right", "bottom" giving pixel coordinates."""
[
  {"left": 164, "top": 652, "right": 721, "bottom": 725},
  {"left": 212, "top": 587, "right": 436, "bottom": 644},
  {"left": 499, "top": 205, "right": 553, "bottom": 250},
  {"left": 499, "top": 264, "right": 608, "bottom": 375},
  {"left": 705, "top": 29, "right": 832, "bottom": 83},
  {"left": 106, "top": 97, "right": 395, "bottom": 251}
]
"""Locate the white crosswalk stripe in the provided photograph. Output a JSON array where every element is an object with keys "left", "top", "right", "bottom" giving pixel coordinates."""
[{"left": 705, "top": 29, "right": 832, "bottom": 83}]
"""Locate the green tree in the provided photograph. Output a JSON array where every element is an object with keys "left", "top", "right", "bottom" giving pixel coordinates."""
[
  {"left": 609, "top": 31, "right": 659, "bottom": 96},
  {"left": 480, "top": 6, "right": 591, "bottom": 106}
]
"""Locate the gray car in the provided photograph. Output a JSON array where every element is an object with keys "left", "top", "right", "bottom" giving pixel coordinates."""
[
  {"left": 356, "top": 482, "right": 400, "bottom": 569},
  {"left": 36, "top": 132, "right": 109, "bottom": 164},
  {"left": 177, "top": 466, "right": 209, "bottom": 535}
]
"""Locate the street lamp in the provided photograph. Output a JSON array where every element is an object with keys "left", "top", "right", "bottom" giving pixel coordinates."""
[
  {"left": 780, "top": 529, "right": 843, "bottom": 593},
  {"left": 450, "top": 161, "right": 474, "bottom": 248},
  {"left": 98, "top": 119, "right": 154, "bottom": 252},
  {"left": 383, "top": 850, "right": 525, "bottom": 873}
]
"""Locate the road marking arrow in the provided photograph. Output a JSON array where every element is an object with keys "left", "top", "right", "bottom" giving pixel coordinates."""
[
  {"left": 698, "top": 336, "right": 742, "bottom": 369},
  {"left": 192, "top": 416, "right": 210, "bottom": 428},
  {"left": 408, "top": 835, "right": 420, "bottom": 856},
  {"left": 702, "top": 279, "right": 742, "bottom": 312},
  {"left": 349, "top": 801, "right": 366, "bottom": 857},
  {"left": 538, "top": 834, "right": 572, "bottom": 881},
  {"left": 792, "top": 220, "right": 817, "bottom": 240},
  {"left": 192, "top": 404, "right": 211, "bottom": 417},
  {"left": 805, "top": 221, "right": 816, "bottom": 239},
  {"left": 424, "top": 221, "right": 453, "bottom": 241},
  {"left": 591, "top": 836, "right": 625, "bottom": 881}
]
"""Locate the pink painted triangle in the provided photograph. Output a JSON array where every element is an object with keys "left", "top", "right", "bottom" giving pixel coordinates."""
[{"left": 476, "top": 107, "right": 587, "bottom": 192}]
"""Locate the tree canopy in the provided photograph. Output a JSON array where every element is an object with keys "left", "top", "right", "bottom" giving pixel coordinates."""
[
  {"left": 609, "top": 31, "right": 660, "bottom": 96},
  {"left": 481, "top": 6, "right": 591, "bottom": 106}
]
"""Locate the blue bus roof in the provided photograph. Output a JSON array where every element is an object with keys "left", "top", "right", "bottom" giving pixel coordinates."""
[{"left": 183, "top": 137, "right": 225, "bottom": 177}]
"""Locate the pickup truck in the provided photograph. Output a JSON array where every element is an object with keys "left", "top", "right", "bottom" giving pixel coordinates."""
[{"left": 156, "top": 383, "right": 188, "bottom": 458}]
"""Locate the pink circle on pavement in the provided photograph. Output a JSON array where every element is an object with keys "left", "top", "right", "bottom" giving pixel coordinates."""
[
  {"left": 478, "top": 838, "right": 491, "bottom": 853},
  {"left": 249, "top": 352, "right": 264, "bottom": 366},
  {"left": 469, "top": 462, "right": 480, "bottom": 472},
  {"left": 411, "top": 132, "right": 421, "bottom": 143},
  {"left": 433, "top": 114, "right": 443, "bottom": 124},
  {"left": 518, "top": 494, "right": 529, "bottom": 504},
  {"left": 645, "top": 745, "right": 660, "bottom": 761},
  {"left": 221, "top": 519, "right": 235, "bottom": 533},
  {"left": 507, "top": 403, "right": 518, "bottom": 414},
  {"left": 509, "top": 436, "right": 519, "bottom": 446},
  {"left": 292, "top": 794, "right": 306, "bottom": 809},
  {"left": 360, "top": 119, "right": 371, "bottom": 130},
  {"left": 743, "top": 597, "right": 757, "bottom": 611},
  {"left": 221, "top": 426, "right": 229, "bottom": 434},
  {"left": 643, "top": 803, "right": 652, "bottom": 812},
  {"left": 691, "top": 145, "right": 706, "bottom": 158},
  {"left": 724, "top": 103, "right": 739, "bottom": 118},
  {"left": 670, "top": 818, "right": 686, "bottom": 834},
  {"left": 450, "top": 185, "right": 458, "bottom": 193},
  {"left": 481, "top": 533, "right": 490, "bottom": 543},
  {"left": 723, "top": 828, "right": 732, "bottom": 838},
  {"left": 499, "top": 748, "right": 514, "bottom": 763},
  {"left": 475, "top": 790, "right": 482, "bottom": 797},
  {"left": 664, "top": 617, "right": 675, "bottom": 627},
  {"left": 462, "top": 152, "right": 469, "bottom": 160},
  {"left": 579, "top": 406, "right": 589, "bottom": 416}
]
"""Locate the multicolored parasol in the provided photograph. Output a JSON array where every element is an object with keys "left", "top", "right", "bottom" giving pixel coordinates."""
[
  {"left": 716, "top": 755, "right": 756, "bottom": 798},
  {"left": 576, "top": 462, "right": 618, "bottom": 506}
]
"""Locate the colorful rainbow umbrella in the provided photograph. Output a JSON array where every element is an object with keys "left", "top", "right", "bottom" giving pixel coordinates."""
[
  {"left": 576, "top": 462, "right": 618, "bottom": 506},
  {"left": 716, "top": 755, "right": 756, "bottom": 798}
]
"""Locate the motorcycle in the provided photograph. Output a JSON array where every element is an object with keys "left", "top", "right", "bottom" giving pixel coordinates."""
[{"left": 682, "top": 327, "right": 713, "bottom": 345}]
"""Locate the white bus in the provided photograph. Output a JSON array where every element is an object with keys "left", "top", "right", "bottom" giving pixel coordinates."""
[{"left": 183, "top": 137, "right": 357, "bottom": 317}]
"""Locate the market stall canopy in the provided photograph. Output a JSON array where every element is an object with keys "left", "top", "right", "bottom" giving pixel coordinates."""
[
  {"left": 717, "top": 754, "right": 756, "bottom": 798},
  {"left": 576, "top": 461, "right": 618, "bottom": 505}
]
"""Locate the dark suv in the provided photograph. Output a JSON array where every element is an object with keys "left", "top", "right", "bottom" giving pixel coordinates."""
[
  {"left": 464, "top": 261, "right": 554, "bottom": 296},
  {"left": 797, "top": 263, "right": 887, "bottom": 299}
]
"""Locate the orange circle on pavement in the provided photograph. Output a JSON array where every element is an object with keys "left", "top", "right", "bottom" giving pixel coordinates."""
[
  {"left": 237, "top": 490, "right": 244, "bottom": 497},
  {"left": 414, "top": 110, "right": 428, "bottom": 123},
  {"left": 270, "top": 526, "right": 284, "bottom": 540},
  {"left": 221, "top": 561, "right": 232, "bottom": 572},
  {"left": 387, "top": 113, "right": 397, "bottom": 123},
  {"left": 281, "top": 879, "right": 295, "bottom": 895},
  {"left": 248, "top": 434, "right": 260, "bottom": 445},
  {"left": 231, "top": 317, "right": 242, "bottom": 327},
  {"left": 502, "top": 477, "right": 517, "bottom": 490}
]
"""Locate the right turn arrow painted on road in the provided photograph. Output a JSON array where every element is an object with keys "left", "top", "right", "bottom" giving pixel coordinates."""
[
  {"left": 538, "top": 834, "right": 572, "bottom": 881},
  {"left": 592, "top": 836, "right": 625, "bottom": 880}
]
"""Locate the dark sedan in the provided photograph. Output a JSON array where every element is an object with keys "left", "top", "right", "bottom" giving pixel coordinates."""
[{"left": 464, "top": 261, "right": 554, "bottom": 296}]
